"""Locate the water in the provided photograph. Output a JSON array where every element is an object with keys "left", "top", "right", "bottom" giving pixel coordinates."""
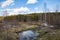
[{"left": 18, "top": 30, "right": 38, "bottom": 40}]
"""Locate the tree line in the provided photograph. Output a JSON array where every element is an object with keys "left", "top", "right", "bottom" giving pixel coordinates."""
[{"left": 4, "top": 12, "right": 60, "bottom": 26}]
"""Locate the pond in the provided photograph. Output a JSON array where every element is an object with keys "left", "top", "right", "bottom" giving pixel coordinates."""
[{"left": 18, "top": 30, "right": 39, "bottom": 40}]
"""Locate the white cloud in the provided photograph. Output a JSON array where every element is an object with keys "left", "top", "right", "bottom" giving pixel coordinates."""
[
  {"left": 27, "top": 0, "right": 38, "bottom": 4},
  {"left": 6, "top": 7, "right": 30, "bottom": 15},
  {"left": 1, "top": 0, "right": 14, "bottom": 8},
  {"left": 13, "top": 7, "right": 30, "bottom": 13}
]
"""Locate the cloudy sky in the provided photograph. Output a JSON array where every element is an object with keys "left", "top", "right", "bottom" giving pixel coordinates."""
[{"left": 0, "top": 0, "right": 60, "bottom": 16}]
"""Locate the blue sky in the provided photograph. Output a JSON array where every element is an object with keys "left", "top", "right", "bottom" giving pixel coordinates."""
[{"left": 0, "top": 0, "right": 60, "bottom": 16}]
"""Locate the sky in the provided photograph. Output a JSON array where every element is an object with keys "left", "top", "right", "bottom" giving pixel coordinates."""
[{"left": 0, "top": 0, "right": 60, "bottom": 16}]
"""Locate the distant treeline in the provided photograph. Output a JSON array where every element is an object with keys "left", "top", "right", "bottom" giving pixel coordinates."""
[
  {"left": 4, "top": 13, "right": 39, "bottom": 22},
  {"left": 4, "top": 12, "right": 60, "bottom": 26}
]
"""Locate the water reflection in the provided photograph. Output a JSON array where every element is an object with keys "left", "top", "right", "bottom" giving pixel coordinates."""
[{"left": 19, "top": 30, "right": 37, "bottom": 40}]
